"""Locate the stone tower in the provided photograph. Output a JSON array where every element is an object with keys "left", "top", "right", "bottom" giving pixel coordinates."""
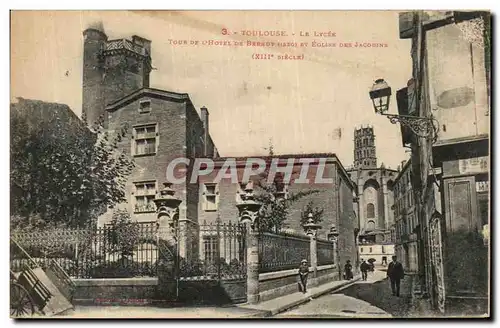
[
  {"left": 82, "top": 22, "right": 152, "bottom": 127},
  {"left": 354, "top": 126, "right": 377, "bottom": 169}
]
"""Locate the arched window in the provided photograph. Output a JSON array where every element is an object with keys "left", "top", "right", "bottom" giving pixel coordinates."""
[{"left": 367, "top": 203, "right": 375, "bottom": 218}]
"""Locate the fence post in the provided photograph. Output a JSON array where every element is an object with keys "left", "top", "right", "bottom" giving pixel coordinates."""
[
  {"left": 303, "top": 213, "right": 321, "bottom": 287},
  {"left": 236, "top": 183, "right": 262, "bottom": 304},
  {"left": 245, "top": 223, "right": 260, "bottom": 304},
  {"left": 309, "top": 233, "right": 318, "bottom": 286}
]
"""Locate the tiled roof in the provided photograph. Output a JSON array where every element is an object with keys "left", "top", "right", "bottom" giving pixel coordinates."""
[{"left": 213, "top": 153, "right": 338, "bottom": 162}]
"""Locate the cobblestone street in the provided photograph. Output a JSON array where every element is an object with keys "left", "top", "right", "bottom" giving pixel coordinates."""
[{"left": 276, "top": 270, "right": 413, "bottom": 318}]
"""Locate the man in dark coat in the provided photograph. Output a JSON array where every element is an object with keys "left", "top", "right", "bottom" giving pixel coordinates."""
[
  {"left": 360, "top": 259, "right": 370, "bottom": 281},
  {"left": 387, "top": 255, "right": 405, "bottom": 296}
]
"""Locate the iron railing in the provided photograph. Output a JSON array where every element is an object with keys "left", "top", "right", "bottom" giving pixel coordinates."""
[
  {"left": 258, "top": 231, "right": 310, "bottom": 273},
  {"left": 11, "top": 222, "right": 159, "bottom": 278},
  {"left": 317, "top": 238, "right": 335, "bottom": 266}
]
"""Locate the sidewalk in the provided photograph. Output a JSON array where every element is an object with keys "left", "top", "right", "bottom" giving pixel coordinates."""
[
  {"left": 49, "top": 276, "right": 360, "bottom": 318},
  {"left": 52, "top": 305, "right": 269, "bottom": 319},
  {"left": 238, "top": 275, "right": 361, "bottom": 316}
]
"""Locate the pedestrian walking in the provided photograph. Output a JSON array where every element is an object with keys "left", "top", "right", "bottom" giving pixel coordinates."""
[
  {"left": 387, "top": 255, "right": 405, "bottom": 297},
  {"left": 360, "top": 259, "right": 370, "bottom": 281},
  {"left": 297, "top": 259, "right": 309, "bottom": 293},
  {"left": 344, "top": 260, "right": 353, "bottom": 280}
]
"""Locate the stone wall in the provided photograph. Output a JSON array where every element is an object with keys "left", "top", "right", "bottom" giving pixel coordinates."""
[
  {"left": 73, "top": 278, "right": 158, "bottom": 305},
  {"left": 258, "top": 264, "right": 337, "bottom": 302}
]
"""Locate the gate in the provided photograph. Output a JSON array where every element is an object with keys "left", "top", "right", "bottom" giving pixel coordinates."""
[
  {"left": 429, "top": 214, "right": 446, "bottom": 313},
  {"left": 157, "top": 220, "right": 248, "bottom": 305}
]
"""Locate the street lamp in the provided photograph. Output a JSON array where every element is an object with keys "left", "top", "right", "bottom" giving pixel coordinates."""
[
  {"left": 327, "top": 224, "right": 341, "bottom": 280},
  {"left": 369, "top": 79, "right": 438, "bottom": 140}
]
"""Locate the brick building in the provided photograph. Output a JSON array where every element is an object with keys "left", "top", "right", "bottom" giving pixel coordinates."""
[
  {"left": 82, "top": 23, "right": 358, "bottom": 266},
  {"left": 196, "top": 154, "right": 359, "bottom": 265}
]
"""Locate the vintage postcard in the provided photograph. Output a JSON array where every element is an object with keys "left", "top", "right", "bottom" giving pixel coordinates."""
[{"left": 9, "top": 10, "right": 490, "bottom": 319}]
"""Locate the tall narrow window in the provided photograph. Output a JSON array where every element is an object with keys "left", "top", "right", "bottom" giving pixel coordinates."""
[
  {"left": 273, "top": 173, "right": 289, "bottom": 200},
  {"left": 203, "top": 183, "right": 218, "bottom": 211},
  {"left": 133, "top": 124, "right": 158, "bottom": 156},
  {"left": 134, "top": 181, "right": 156, "bottom": 213},
  {"left": 367, "top": 203, "right": 375, "bottom": 218},
  {"left": 203, "top": 235, "right": 219, "bottom": 265}
]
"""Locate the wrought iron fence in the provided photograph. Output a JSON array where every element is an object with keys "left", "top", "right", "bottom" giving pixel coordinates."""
[
  {"left": 258, "top": 231, "right": 310, "bottom": 273},
  {"left": 317, "top": 238, "right": 335, "bottom": 266},
  {"left": 11, "top": 220, "right": 249, "bottom": 281},
  {"left": 178, "top": 221, "right": 247, "bottom": 280},
  {"left": 11, "top": 222, "right": 159, "bottom": 278}
]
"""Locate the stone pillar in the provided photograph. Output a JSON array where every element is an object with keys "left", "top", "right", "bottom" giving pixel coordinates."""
[
  {"left": 236, "top": 183, "right": 262, "bottom": 304},
  {"left": 333, "top": 237, "right": 342, "bottom": 281},
  {"left": 246, "top": 224, "right": 260, "bottom": 304},
  {"left": 154, "top": 183, "right": 182, "bottom": 301},
  {"left": 304, "top": 213, "right": 321, "bottom": 286},
  {"left": 383, "top": 180, "right": 389, "bottom": 230},
  {"left": 328, "top": 225, "right": 341, "bottom": 280},
  {"left": 309, "top": 233, "right": 318, "bottom": 286}
]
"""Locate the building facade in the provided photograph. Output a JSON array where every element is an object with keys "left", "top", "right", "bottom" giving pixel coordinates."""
[
  {"left": 347, "top": 126, "right": 397, "bottom": 267},
  {"left": 82, "top": 25, "right": 220, "bottom": 262},
  {"left": 82, "top": 24, "right": 358, "bottom": 270},
  {"left": 195, "top": 154, "right": 359, "bottom": 266},
  {"left": 392, "top": 159, "right": 418, "bottom": 273},
  {"left": 359, "top": 244, "right": 395, "bottom": 266},
  {"left": 397, "top": 11, "right": 490, "bottom": 315}
]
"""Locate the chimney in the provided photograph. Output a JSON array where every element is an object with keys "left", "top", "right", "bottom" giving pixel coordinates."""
[{"left": 201, "top": 107, "right": 209, "bottom": 156}]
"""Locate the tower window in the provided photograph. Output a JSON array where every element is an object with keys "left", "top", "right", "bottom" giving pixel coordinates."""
[{"left": 367, "top": 203, "right": 375, "bottom": 218}]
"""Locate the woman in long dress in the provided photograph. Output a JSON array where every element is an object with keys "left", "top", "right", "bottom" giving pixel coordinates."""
[
  {"left": 344, "top": 260, "right": 353, "bottom": 280},
  {"left": 298, "top": 259, "right": 309, "bottom": 293}
]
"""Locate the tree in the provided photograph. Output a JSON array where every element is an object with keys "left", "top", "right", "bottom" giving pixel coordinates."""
[
  {"left": 105, "top": 209, "right": 140, "bottom": 259},
  {"left": 10, "top": 99, "right": 134, "bottom": 229},
  {"left": 300, "top": 200, "right": 325, "bottom": 232},
  {"left": 253, "top": 144, "right": 323, "bottom": 233}
]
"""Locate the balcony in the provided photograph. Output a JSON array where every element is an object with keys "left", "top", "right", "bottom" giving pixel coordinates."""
[{"left": 104, "top": 39, "right": 148, "bottom": 57}]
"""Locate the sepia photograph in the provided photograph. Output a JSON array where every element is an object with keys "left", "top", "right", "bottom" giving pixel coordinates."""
[{"left": 9, "top": 9, "right": 491, "bottom": 319}]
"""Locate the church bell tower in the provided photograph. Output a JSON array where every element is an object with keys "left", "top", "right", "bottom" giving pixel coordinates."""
[{"left": 353, "top": 126, "right": 377, "bottom": 169}]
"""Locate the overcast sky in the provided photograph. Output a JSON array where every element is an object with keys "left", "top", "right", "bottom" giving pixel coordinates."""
[{"left": 11, "top": 10, "right": 412, "bottom": 170}]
